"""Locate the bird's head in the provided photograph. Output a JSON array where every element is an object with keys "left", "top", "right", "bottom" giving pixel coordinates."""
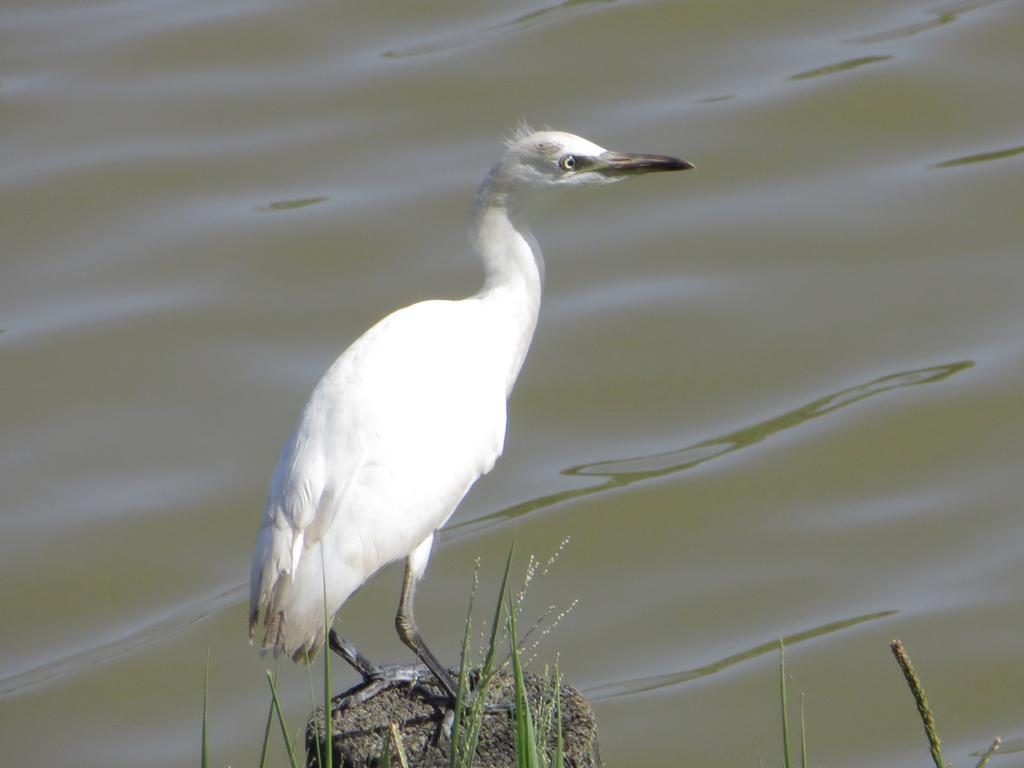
[{"left": 488, "top": 125, "right": 693, "bottom": 198}]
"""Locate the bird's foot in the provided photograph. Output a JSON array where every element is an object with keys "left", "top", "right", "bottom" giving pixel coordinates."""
[
  {"left": 327, "top": 630, "right": 510, "bottom": 713},
  {"left": 329, "top": 630, "right": 463, "bottom": 706},
  {"left": 328, "top": 629, "right": 380, "bottom": 679}
]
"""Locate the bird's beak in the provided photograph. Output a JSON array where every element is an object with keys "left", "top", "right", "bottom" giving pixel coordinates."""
[{"left": 595, "top": 151, "right": 695, "bottom": 176}]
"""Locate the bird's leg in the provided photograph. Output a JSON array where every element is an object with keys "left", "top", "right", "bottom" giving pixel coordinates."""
[
  {"left": 328, "top": 630, "right": 379, "bottom": 679},
  {"left": 329, "top": 629, "right": 432, "bottom": 683},
  {"left": 395, "top": 560, "right": 460, "bottom": 701},
  {"left": 327, "top": 562, "right": 461, "bottom": 710},
  {"left": 329, "top": 627, "right": 439, "bottom": 712}
]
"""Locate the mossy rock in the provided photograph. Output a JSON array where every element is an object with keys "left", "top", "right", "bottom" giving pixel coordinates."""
[{"left": 306, "top": 670, "right": 601, "bottom": 768}]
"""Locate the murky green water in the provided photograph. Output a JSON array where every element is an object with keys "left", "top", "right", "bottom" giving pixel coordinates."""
[{"left": 2, "top": 1, "right": 1023, "bottom": 765}]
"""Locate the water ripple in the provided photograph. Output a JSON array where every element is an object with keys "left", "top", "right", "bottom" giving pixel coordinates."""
[
  {"left": 448, "top": 361, "right": 974, "bottom": 538},
  {"left": 932, "top": 144, "right": 1024, "bottom": 169},
  {"left": 789, "top": 55, "right": 892, "bottom": 81},
  {"left": 0, "top": 583, "right": 245, "bottom": 700},
  {"left": 845, "top": 0, "right": 1010, "bottom": 44},
  {"left": 381, "top": 0, "right": 617, "bottom": 59},
  {"left": 256, "top": 195, "right": 330, "bottom": 213},
  {"left": 586, "top": 609, "right": 895, "bottom": 700}
]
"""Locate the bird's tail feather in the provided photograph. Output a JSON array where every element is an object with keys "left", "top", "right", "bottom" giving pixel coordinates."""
[{"left": 251, "top": 607, "right": 325, "bottom": 664}]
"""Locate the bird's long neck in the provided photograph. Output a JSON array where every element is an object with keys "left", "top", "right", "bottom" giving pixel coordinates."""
[{"left": 469, "top": 173, "right": 544, "bottom": 396}]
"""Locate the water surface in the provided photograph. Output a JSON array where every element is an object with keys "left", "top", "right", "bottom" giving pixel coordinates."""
[{"left": 2, "top": 1, "right": 1023, "bottom": 765}]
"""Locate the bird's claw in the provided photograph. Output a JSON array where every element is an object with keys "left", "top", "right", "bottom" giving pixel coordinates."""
[{"left": 327, "top": 629, "right": 507, "bottom": 712}]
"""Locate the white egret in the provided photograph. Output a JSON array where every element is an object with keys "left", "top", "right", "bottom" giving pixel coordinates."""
[{"left": 249, "top": 126, "right": 693, "bottom": 697}]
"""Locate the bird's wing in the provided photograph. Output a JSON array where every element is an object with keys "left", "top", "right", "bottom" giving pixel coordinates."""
[{"left": 248, "top": 299, "right": 509, "bottom": 649}]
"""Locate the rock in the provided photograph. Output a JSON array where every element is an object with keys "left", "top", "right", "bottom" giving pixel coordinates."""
[{"left": 306, "top": 670, "right": 602, "bottom": 768}]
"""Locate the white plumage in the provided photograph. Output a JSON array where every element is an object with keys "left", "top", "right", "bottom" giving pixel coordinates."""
[{"left": 249, "top": 127, "right": 692, "bottom": 682}]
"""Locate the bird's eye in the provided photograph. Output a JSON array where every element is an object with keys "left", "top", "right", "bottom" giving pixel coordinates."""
[{"left": 559, "top": 154, "right": 577, "bottom": 172}]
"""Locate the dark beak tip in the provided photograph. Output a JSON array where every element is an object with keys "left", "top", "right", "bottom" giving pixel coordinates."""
[
  {"left": 637, "top": 154, "right": 694, "bottom": 173},
  {"left": 597, "top": 151, "right": 695, "bottom": 176},
  {"left": 664, "top": 157, "right": 694, "bottom": 171}
]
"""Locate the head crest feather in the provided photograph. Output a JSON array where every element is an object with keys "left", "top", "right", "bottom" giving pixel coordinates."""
[{"left": 505, "top": 120, "right": 540, "bottom": 147}]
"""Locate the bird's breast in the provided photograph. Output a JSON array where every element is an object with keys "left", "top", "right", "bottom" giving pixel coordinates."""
[{"left": 305, "top": 300, "right": 512, "bottom": 479}]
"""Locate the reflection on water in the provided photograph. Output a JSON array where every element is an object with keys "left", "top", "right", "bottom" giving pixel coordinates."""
[
  {"left": 789, "top": 55, "right": 892, "bottom": 81},
  {"left": 932, "top": 145, "right": 1024, "bottom": 169},
  {"left": 1, "top": 363, "right": 968, "bottom": 701},
  {"left": 382, "top": 0, "right": 617, "bottom": 58},
  {"left": 258, "top": 196, "right": 329, "bottom": 212},
  {"left": 3, "top": 0, "right": 1021, "bottom": 763},
  {"left": 449, "top": 361, "right": 973, "bottom": 539},
  {"left": 587, "top": 610, "right": 895, "bottom": 700},
  {"left": 0, "top": 584, "right": 244, "bottom": 700},
  {"left": 845, "top": 0, "right": 1010, "bottom": 44}
]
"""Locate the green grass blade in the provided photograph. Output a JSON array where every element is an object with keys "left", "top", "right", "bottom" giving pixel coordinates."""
[
  {"left": 267, "top": 670, "right": 300, "bottom": 768},
  {"left": 304, "top": 651, "right": 323, "bottom": 768},
  {"left": 460, "top": 657, "right": 492, "bottom": 768},
  {"left": 257, "top": 666, "right": 278, "bottom": 768},
  {"left": 509, "top": 590, "right": 539, "bottom": 768},
  {"left": 799, "top": 692, "right": 807, "bottom": 768},
  {"left": 201, "top": 648, "right": 210, "bottom": 768},
  {"left": 379, "top": 728, "right": 393, "bottom": 768},
  {"left": 552, "top": 665, "right": 564, "bottom": 768},
  {"left": 449, "top": 582, "right": 476, "bottom": 768},
  {"left": 461, "top": 542, "right": 518, "bottom": 768},
  {"left": 779, "top": 641, "right": 791, "bottom": 768},
  {"left": 484, "top": 533, "right": 517, "bottom": 673},
  {"left": 321, "top": 553, "right": 334, "bottom": 768}
]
